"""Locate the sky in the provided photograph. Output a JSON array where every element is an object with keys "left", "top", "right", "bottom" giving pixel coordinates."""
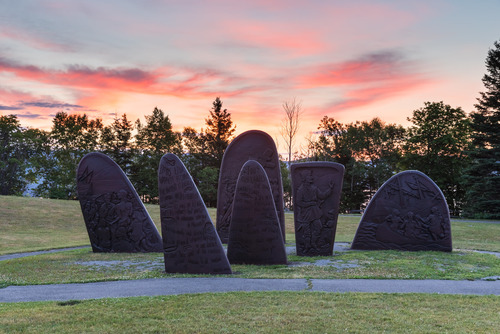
[{"left": 1, "top": 0, "right": 500, "bottom": 153}]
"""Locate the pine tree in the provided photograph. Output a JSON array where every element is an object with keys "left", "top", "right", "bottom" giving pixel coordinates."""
[
  {"left": 181, "top": 97, "right": 235, "bottom": 207},
  {"left": 101, "top": 114, "right": 134, "bottom": 174},
  {"left": 202, "top": 97, "right": 236, "bottom": 169},
  {"left": 464, "top": 40, "right": 500, "bottom": 219}
]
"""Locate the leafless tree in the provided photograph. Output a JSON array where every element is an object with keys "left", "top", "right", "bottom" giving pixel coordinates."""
[{"left": 280, "top": 98, "right": 302, "bottom": 168}]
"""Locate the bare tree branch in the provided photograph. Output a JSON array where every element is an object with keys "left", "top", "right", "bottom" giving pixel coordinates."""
[{"left": 280, "top": 98, "right": 302, "bottom": 167}]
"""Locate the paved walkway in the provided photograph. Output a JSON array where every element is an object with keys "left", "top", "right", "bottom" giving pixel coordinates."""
[
  {"left": 0, "top": 246, "right": 90, "bottom": 261},
  {"left": 2, "top": 244, "right": 500, "bottom": 303},
  {"left": 2, "top": 277, "right": 500, "bottom": 303}
]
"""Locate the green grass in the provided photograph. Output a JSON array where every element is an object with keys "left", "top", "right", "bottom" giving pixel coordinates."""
[
  {"left": 1, "top": 195, "right": 500, "bottom": 287},
  {"left": 2, "top": 247, "right": 499, "bottom": 288},
  {"left": 1, "top": 292, "right": 500, "bottom": 333},
  {"left": 3, "top": 195, "right": 499, "bottom": 254},
  {"left": 2, "top": 195, "right": 500, "bottom": 332}
]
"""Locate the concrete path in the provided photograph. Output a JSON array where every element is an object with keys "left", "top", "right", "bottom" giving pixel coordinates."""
[
  {"left": 0, "top": 246, "right": 90, "bottom": 261},
  {"left": 2, "top": 243, "right": 500, "bottom": 303},
  {"left": 2, "top": 277, "right": 500, "bottom": 303}
]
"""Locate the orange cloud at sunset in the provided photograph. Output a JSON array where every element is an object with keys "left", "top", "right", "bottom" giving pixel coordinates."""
[{"left": 1, "top": 1, "right": 498, "bottom": 151}]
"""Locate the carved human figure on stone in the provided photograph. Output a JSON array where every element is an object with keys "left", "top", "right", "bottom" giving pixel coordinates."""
[
  {"left": 295, "top": 170, "right": 334, "bottom": 254},
  {"left": 385, "top": 208, "right": 405, "bottom": 235},
  {"left": 316, "top": 209, "right": 337, "bottom": 250},
  {"left": 83, "top": 199, "right": 99, "bottom": 245},
  {"left": 259, "top": 148, "right": 276, "bottom": 170},
  {"left": 404, "top": 211, "right": 418, "bottom": 238},
  {"left": 419, "top": 206, "right": 445, "bottom": 240},
  {"left": 351, "top": 170, "right": 452, "bottom": 251}
]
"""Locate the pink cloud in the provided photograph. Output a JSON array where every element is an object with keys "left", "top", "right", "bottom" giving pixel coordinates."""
[
  {"left": 0, "top": 58, "right": 266, "bottom": 107},
  {"left": 298, "top": 51, "right": 415, "bottom": 88}
]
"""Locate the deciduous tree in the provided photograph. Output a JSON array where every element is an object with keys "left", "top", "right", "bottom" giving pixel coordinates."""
[
  {"left": 132, "top": 107, "right": 181, "bottom": 202},
  {"left": 402, "top": 101, "right": 471, "bottom": 215},
  {"left": 0, "top": 115, "right": 45, "bottom": 195},
  {"left": 34, "top": 112, "right": 103, "bottom": 199}
]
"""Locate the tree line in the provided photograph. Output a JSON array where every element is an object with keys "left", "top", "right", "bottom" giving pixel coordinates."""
[
  {"left": 1, "top": 41, "right": 499, "bottom": 219},
  {"left": 0, "top": 97, "right": 234, "bottom": 208}
]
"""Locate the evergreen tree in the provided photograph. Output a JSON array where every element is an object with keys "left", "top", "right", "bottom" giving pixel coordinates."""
[
  {"left": 181, "top": 97, "right": 235, "bottom": 207},
  {"left": 101, "top": 113, "right": 134, "bottom": 174},
  {"left": 464, "top": 40, "right": 500, "bottom": 219},
  {"left": 201, "top": 97, "right": 236, "bottom": 169}
]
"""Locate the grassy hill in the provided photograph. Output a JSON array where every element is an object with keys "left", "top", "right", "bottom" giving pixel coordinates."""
[{"left": 1, "top": 195, "right": 500, "bottom": 255}]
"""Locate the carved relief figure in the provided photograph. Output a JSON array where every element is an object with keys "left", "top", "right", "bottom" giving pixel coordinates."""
[
  {"left": 291, "top": 162, "right": 345, "bottom": 257},
  {"left": 351, "top": 170, "right": 452, "bottom": 251},
  {"left": 77, "top": 152, "right": 163, "bottom": 253},
  {"left": 295, "top": 170, "right": 334, "bottom": 254}
]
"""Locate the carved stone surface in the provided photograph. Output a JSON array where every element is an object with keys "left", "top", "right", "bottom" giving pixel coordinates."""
[
  {"left": 76, "top": 152, "right": 163, "bottom": 253},
  {"left": 351, "top": 170, "right": 452, "bottom": 251},
  {"left": 291, "top": 162, "right": 345, "bottom": 256},
  {"left": 227, "top": 160, "right": 287, "bottom": 265},
  {"left": 217, "top": 130, "right": 285, "bottom": 243},
  {"left": 159, "top": 153, "right": 232, "bottom": 274}
]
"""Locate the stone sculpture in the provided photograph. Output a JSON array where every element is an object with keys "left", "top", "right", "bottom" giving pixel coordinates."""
[
  {"left": 159, "top": 153, "right": 232, "bottom": 274},
  {"left": 216, "top": 130, "right": 285, "bottom": 243},
  {"left": 76, "top": 152, "right": 163, "bottom": 253},
  {"left": 227, "top": 160, "right": 287, "bottom": 265},
  {"left": 291, "top": 162, "right": 345, "bottom": 256},
  {"left": 351, "top": 170, "right": 452, "bottom": 251}
]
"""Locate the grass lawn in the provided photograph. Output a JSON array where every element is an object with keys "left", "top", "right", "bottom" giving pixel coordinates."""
[
  {"left": 1, "top": 195, "right": 500, "bottom": 333},
  {"left": 1, "top": 292, "right": 500, "bottom": 333},
  {"left": 2, "top": 247, "right": 499, "bottom": 288},
  {"left": 2, "top": 195, "right": 500, "bottom": 254},
  {"left": 1, "top": 195, "right": 500, "bottom": 286}
]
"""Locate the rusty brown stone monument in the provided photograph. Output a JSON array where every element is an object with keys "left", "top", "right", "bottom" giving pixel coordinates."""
[
  {"left": 351, "top": 170, "right": 452, "bottom": 252},
  {"left": 216, "top": 130, "right": 284, "bottom": 243},
  {"left": 76, "top": 152, "right": 163, "bottom": 253},
  {"left": 159, "top": 153, "right": 232, "bottom": 274},
  {"left": 227, "top": 160, "right": 287, "bottom": 265},
  {"left": 291, "top": 162, "right": 345, "bottom": 256}
]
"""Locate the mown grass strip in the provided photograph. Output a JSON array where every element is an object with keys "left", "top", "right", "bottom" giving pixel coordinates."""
[
  {"left": 1, "top": 247, "right": 499, "bottom": 287},
  {"left": 2, "top": 195, "right": 500, "bottom": 254},
  {"left": 1, "top": 292, "right": 499, "bottom": 333}
]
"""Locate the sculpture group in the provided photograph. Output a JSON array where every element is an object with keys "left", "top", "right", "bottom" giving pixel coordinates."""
[{"left": 77, "top": 130, "right": 452, "bottom": 275}]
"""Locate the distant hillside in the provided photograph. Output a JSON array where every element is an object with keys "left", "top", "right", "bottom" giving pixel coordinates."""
[{"left": 0, "top": 195, "right": 164, "bottom": 255}]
